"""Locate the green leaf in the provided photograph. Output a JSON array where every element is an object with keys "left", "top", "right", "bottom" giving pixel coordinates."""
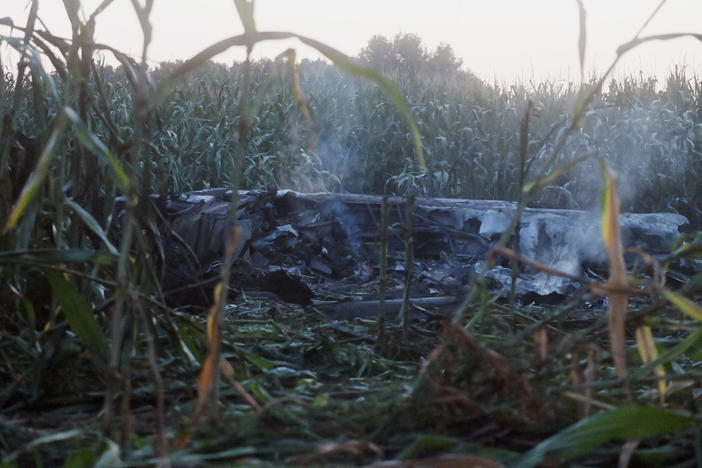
[
  {"left": 662, "top": 288, "right": 702, "bottom": 323},
  {"left": 93, "top": 439, "right": 120, "bottom": 468},
  {"left": 15, "top": 197, "right": 39, "bottom": 250},
  {"left": 397, "top": 434, "right": 460, "bottom": 460},
  {"left": 631, "top": 327, "right": 702, "bottom": 378},
  {"left": 248, "top": 380, "right": 272, "bottom": 403},
  {"left": 523, "top": 153, "right": 592, "bottom": 195},
  {"left": 2, "top": 112, "right": 67, "bottom": 234},
  {"left": 671, "top": 231, "right": 702, "bottom": 259},
  {"left": 635, "top": 325, "right": 666, "bottom": 401},
  {"left": 2, "top": 105, "right": 130, "bottom": 236},
  {"left": 64, "top": 449, "right": 96, "bottom": 468},
  {"left": 165, "top": 446, "right": 259, "bottom": 465},
  {"left": 63, "top": 107, "right": 130, "bottom": 193},
  {"left": 516, "top": 406, "right": 695, "bottom": 468},
  {"left": 65, "top": 199, "right": 118, "bottom": 255},
  {"left": 44, "top": 269, "right": 108, "bottom": 365},
  {"left": 569, "top": 86, "right": 589, "bottom": 129},
  {"left": 2, "top": 429, "right": 82, "bottom": 464},
  {"left": 0, "top": 249, "right": 116, "bottom": 265},
  {"left": 26, "top": 45, "right": 60, "bottom": 101},
  {"left": 233, "top": 0, "right": 256, "bottom": 34},
  {"left": 243, "top": 350, "right": 274, "bottom": 370}
]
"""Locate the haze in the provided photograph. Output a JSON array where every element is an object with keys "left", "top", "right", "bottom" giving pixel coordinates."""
[{"left": 4, "top": 0, "right": 702, "bottom": 83}]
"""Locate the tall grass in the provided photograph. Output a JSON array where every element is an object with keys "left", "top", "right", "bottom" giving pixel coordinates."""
[{"left": 57, "top": 58, "right": 702, "bottom": 215}]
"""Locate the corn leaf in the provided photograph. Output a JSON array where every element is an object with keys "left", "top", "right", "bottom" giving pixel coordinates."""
[
  {"left": 670, "top": 232, "right": 702, "bottom": 259},
  {"left": 662, "top": 288, "right": 702, "bottom": 323},
  {"left": 65, "top": 199, "right": 118, "bottom": 255},
  {"left": 64, "top": 107, "right": 130, "bottom": 193},
  {"left": 44, "top": 269, "right": 107, "bottom": 365},
  {"left": 87, "top": 0, "right": 117, "bottom": 21},
  {"left": 195, "top": 282, "right": 224, "bottom": 420},
  {"left": 632, "top": 327, "right": 702, "bottom": 379},
  {"left": 24, "top": 42, "right": 60, "bottom": 101},
  {"left": 569, "top": 87, "right": 589, "bottom": 129},
  {"left": 2, "top": 111, "right": 67, "bottom": 234},
  {"left": 617, "top": 32, "right": 702, "bottom": 57},
  {"left": 243, "top": 351, "right": 275, "bottom": 370},
  {"left": 635, "top": 325, "right": 666, "bottom": 402},
  {"left": 523, "top": 153, "right": 592, "bottom": 195},
  {"left": 516, "top": 406, "right": 695, "bottom": 468},
  {"left": 158, "top": 447, "right": 259, "bottom": 465},
  {"left": 0, "top": 248, "right": 115, "bottom": 265},
  {"left": 93, "top": 439, "right": 121, "bottom": 468},
  {"left": 233, "top": 0, "right": 256, "bottom": 34},
  {"left": 397, "top": 434, "right": 460, "bottom": 460},
  {"left": 2, "top": 429, "right": 83, "bottom": 464},
  {"left": 575, "top": 0, "right": 586, "bottom": 81}
]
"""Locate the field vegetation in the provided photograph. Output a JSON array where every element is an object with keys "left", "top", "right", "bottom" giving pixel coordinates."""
[
  {"left": 61, "top": 38, "right": 702, "bottom": 214},
  {"left": 1, "top": 1, "right": 702, "bottom": 466}
]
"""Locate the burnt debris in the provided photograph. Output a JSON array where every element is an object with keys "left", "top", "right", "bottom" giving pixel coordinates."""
[{"left": 126, "top": 189, "right": 690, "bottom": 313}]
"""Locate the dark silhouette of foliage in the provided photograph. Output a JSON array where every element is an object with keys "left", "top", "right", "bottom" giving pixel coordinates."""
[{"left": 359, "top": 33, "right": 464, "bottom": 77}]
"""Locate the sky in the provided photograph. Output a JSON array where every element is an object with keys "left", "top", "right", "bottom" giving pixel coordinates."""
[{"left": 3, "top": 0, "right": 702, "bottom": 83}]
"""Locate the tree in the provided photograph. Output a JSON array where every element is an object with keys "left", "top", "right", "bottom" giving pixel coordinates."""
[
  {"left": 359, "top": 35, "right": 394, "bottom": 73},
  {"left": 430, "top": 42, "right": 463, "bottom": 74},
  {"left": 359, "top": 34, "right": 464, "bottom": 77},
  {"left": 392, "top": 33, "right": 427, "bottom": 74}
]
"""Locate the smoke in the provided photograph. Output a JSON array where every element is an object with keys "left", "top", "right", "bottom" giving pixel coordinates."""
[
  {"left": 324, "top": 201, "right": 362, "bottom": 256},
  {"left": 517, "top": 211, "right": 606, "bottom": 295}
]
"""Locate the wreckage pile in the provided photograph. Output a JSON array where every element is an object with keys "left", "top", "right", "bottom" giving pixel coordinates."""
[{"left": 151, "top": 189, "right": 690, "bottom": 318}]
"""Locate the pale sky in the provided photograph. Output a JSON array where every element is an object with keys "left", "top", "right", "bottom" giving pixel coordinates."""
[{"left": 3, "top": 0, "right": 702, "bottom": 83}]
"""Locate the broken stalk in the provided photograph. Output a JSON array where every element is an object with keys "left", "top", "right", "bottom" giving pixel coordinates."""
[
  {"left": 400, "top": 195, "right": 415, "bottom": 342},
  {"left": 510, "top": 100, "right": 532, "bottom": 308},
  {"left": 377, "top": 195, "right": 389, "bottom": 350}
]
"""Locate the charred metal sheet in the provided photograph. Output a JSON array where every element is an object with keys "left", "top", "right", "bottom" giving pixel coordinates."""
[{"left": 149, "top": 189, "right": 689, "bottom": 308}]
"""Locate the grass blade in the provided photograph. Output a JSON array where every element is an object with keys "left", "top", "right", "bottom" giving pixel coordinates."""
[
  {"left": 600, "top": 159, "right": 629, "bottom": 378},
  {"left": 632, "top": 327, "right": 702, "bottom": 379},
  {"left": 575, "top": 0, "right": 586, "bottom": 81},
  {"left": 523, "top": 153, "right": 592, "bottom": 196},
  {"left": 64, "top": 107, "right": 130, "bottom": 193},
  {"left": 662, "top": 289, "right": 702, "bottom": 323},
  {"left": 516, "top": 406, "right": 695, "bottom": 468},
  {"left": 2, "top": 112, "right": 67, "bottom": 234},
  {"left": 233, "top": 0, "right": 256, "bottom": 34},
  {"left": 193, "top": 281, "right": 224, "bottom": 425},
  {"left": 0, "top": 248, "right": 116, "bottom": 265},
  {"left": 670, "top": 232, "right": 702, "bottom": 259},
  {"left": 65, "top": 199, "right": 118, "bottom": 255},
  {"left": 2, "top": 429, "right": 83, "bottom": 464},
  {"left": 617, "top": 32, "right": 702, "bottom": 56},
  {"left": 635, "top": 325, "right": 666, "bottom": 403},
  {"left": 44, "top": 268, "right": 108, "bottom": 365}
]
